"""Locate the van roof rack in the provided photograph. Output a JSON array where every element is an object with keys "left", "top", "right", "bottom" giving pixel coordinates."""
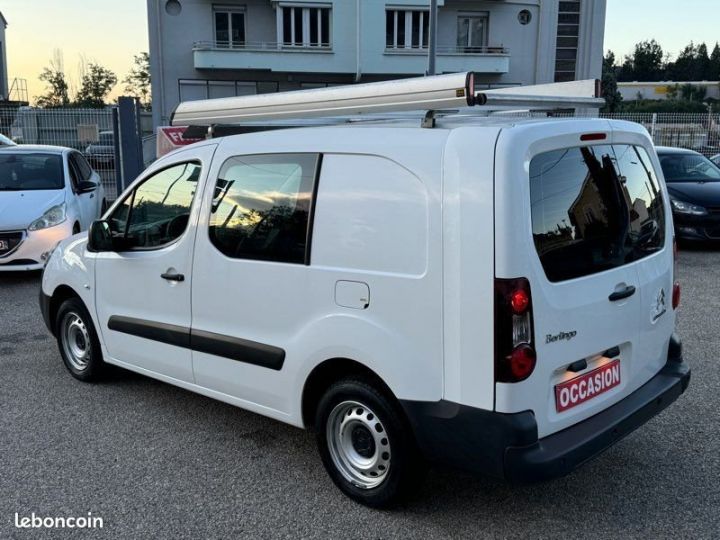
[{"left": 171, "top": 72, "right": 603, "bottom": 131}]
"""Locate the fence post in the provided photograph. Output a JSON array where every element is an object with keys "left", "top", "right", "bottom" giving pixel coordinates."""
[
  {"left": 117, "top": 96, "right": 144, "bottom": 191},
  {"left": 112, "top": 107, "right": 122, "bottom": 198},
  {"left": 650, "top": 113, "right": 657, "bottom": 140}
]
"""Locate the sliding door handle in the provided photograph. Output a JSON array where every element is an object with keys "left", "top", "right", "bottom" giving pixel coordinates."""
[
  {"left": 161, "top": 272, "right": 185, "bottom": 282},
  {"left": 609, "top": 285, "right": 635, "bottom": 302}
]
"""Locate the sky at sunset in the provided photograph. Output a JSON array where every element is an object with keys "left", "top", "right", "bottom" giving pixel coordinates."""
[{"left": 1, "top": 0, "right": 718, "bottom": 104}]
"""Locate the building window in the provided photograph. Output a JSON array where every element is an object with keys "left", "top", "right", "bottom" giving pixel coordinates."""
[
  {"left": 278, "top": 5, "right": 331, "bottom": 48},
  {"left": 385, "top": 9, "right": 429, "bottom": 50},
  {"left": 554, "top": 1, "right": 580, "bottom": 82},
  {"left": 457, "top": 13, "right": 489, "bottom": 52},
  {"left": 214, "top": 6, "right": 246, "bottom": 48}
]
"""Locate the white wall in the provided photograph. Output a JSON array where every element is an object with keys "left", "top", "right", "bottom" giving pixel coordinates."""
[{"left": 619, "top": 82, "right": 720, "bottom": 102}]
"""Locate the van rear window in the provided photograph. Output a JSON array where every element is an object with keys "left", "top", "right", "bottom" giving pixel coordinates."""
[{"left": 530, "top": 144, "right": 665, "bottom": 282}]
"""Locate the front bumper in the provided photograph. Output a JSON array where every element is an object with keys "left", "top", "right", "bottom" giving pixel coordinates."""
[
  {"left": 401, "top": 335, "right": 690, "bottom": 483},
  {"left": 673, "top": 211, "right": 720, "bottom": 240},
  {"left": 0, "top": 221, "right": 74, "bottom": 271}
]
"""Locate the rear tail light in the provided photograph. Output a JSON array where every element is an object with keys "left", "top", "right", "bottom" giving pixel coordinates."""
[
  {"left": 672, "top": 236, "right": 680, "bottom": 310},
  {"left": 495, "top": 278, "right": 536, "bottom": 382},
  {"left": 672, "top": 282, "right": 681, "bottom": 310}
]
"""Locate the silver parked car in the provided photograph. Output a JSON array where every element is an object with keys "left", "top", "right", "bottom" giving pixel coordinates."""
[{"left": 84, "top": 131, "right": 115, "bottom": 167}]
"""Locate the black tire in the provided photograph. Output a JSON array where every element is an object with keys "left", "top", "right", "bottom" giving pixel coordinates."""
[
  {"left": 315, "top": 377, "right": 426, "bottom": 508},
  {"left": 72, "top": 222, "right": 81, "bottom": 235},
  {"left": 55, "top": 297, "right": 106, "bottom": 382}
]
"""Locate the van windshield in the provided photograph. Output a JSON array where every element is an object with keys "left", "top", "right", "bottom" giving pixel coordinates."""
[{"left": 530, "top": 144, "right": 665, "bottom": 282}]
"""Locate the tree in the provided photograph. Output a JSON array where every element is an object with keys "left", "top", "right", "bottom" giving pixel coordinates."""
[
  {"left": 709, "top": 43, "right": 720, "bottom": 80},
  {"left": 123, "top": 52, "right": 151, "bottom": 109},
  {"left": 601, "top": 51, "right": 622, "bottom": 112},
  {"left": 75, "top": 63, "right": 118, "bottom": 108},
  {"left": 696, "top": 42, "right": 711, "bottom": 80},
  {"left": 35, "top": 51, "right": 70, "bottom": 108},
  {"left": 668, "top": 42, "right": 699, "bottom": 81},
  {"left": 618, "top": 40, "right": 665, "bottom": 81}
]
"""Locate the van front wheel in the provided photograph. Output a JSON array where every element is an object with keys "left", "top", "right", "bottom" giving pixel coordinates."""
[
  {"left": 315, "top": 377, "right": 426, "bottom": 508},
  {"left": 56, "top": 297, "right": 106, "bottom": 382}
]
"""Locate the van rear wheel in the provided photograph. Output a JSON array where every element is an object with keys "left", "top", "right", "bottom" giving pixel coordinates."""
[{"left": 315, "top": 377, "right": 426, "bottom": 508}]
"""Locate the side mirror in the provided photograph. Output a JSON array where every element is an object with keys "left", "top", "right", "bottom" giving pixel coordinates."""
[
  {"left": 78, "top": 181, "right": 98, "bottom": 193},
  {"left": 87, "top": 220, "right": 114, "bottom": 252}
]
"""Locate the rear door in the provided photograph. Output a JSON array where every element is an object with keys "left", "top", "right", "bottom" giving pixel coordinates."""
[
  {"left": 494, "top": 126, "right": 661, "bottom": 438},
  {"left": 612, "top": 141, "right": 674, "bottom": 383}
]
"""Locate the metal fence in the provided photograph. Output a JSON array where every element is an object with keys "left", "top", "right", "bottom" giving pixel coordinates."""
[
  {"left": 599, "top": 113, "right": 720, "bottom": 157},
  {"left": 0, "top": 106, "right": 120, "bottom": 199}
]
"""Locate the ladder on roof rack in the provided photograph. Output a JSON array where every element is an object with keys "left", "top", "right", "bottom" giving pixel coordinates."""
[{"left": 171, "top": 72, "right": 603, "bottom": 130}]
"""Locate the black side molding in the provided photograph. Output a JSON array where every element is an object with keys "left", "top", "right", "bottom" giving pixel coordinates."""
[
  {"left": 106, "top": 316, "right": 285, "bottom": 370},
  {"left": 192, "top": 329, "right": 285, "bottom": 370},
  {"left": 108, "top": 316, "right": 191, "bottom": 349}
]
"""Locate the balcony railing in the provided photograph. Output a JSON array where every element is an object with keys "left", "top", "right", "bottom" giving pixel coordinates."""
[
  {"left": 385, "top": 45, "right": 510, "bottom": 55},
  {"left": 193, "top": 41, "right": 332, "bottom": 52}
]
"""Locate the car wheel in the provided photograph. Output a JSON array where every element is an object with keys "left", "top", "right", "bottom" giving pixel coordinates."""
[
  {"left": 315, "top": 377, "right": 426, "bottom": 508},
  {"left": 55, "top": 297, "right": 106, "bottom": 382},
  {"left": 72, "top": 222, "right": 81, "bottom": 235}
]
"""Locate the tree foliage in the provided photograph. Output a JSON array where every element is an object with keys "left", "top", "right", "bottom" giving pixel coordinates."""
[
  {"left": 613, "top": 40, "right": 720, "bottom": 83},
  {"left": 123, "top": 52, "right": 151, "bottom": 109},
  {"left": 601, "top": 51, "right": 623, "bottom": 112},
  {"left": 75, "top": 63, "right": 118, "bottom": 108},
  {"left": 618, "top": 40, "right": 665, "bottom": 82},
  {"left": 35, "top": 51, "right": 71, "bottom": 108}
]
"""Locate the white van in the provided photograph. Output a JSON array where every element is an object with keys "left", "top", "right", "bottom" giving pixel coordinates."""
[{"left": 40, "top": 74, "right": 690, "bottom": 508}]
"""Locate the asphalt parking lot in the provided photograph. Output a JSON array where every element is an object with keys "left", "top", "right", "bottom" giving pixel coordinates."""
[{"left": 1, "top": 247, "right": 719, "bottom": 539}]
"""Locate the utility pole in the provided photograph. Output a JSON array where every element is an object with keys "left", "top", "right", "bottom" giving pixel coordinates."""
[{"left": 427, "top": 0, "right": 438, "bottom": 75}]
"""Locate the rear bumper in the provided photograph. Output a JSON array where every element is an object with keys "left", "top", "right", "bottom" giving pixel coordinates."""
[{"left": 401, "top": 335, "right": 690, "bottom": 483}]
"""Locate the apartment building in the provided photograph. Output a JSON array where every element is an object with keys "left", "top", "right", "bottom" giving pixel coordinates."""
[{"left": 147, "top": 0, "right": 607, "bottom": 127}]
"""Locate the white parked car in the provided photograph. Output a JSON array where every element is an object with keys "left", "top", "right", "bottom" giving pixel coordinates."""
[
  {"left": 0, "top": 146, "right": 106, "bottom": 271},
  {"left": 0, "top": 133, "right": 17, "bottom": 147},
  {"left": 40, "top": 75, "right": 690, "bottom": 508}
]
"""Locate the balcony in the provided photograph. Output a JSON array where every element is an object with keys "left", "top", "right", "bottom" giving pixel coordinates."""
[
  {"left": 194, "top": 41, "right": 342, "bottom": 73},
  {"left": 193, "top": 41, "right": 510, "bottom": 75},
  {"left": 377, "top": 45, "right": 510, "bottom": 75}
]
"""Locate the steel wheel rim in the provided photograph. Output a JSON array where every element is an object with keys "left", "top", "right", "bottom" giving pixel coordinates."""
[
  {"left": 326, "top": 400, "right": 391, "bottom": 489},
  {"left": 61, "top": 312, "right": 91, "bottom": 371}
]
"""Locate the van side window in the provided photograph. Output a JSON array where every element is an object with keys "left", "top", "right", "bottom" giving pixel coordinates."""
[
  {"left": 109, "top": 161, "right": 201, "bottom": 249},
  {"left": 530, "top": 144, "right": 666, "bottom": 282},
  {"left": 209, "top": 153, "right": 319, "bottom": 264}
]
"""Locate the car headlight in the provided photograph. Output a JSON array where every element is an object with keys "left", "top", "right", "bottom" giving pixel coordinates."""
[
  {"left": 28, "top": 203, "right": 67, "bottom": 231},
  {"left": 670, "top": 198, "right": 707, "bottom": 216}
]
